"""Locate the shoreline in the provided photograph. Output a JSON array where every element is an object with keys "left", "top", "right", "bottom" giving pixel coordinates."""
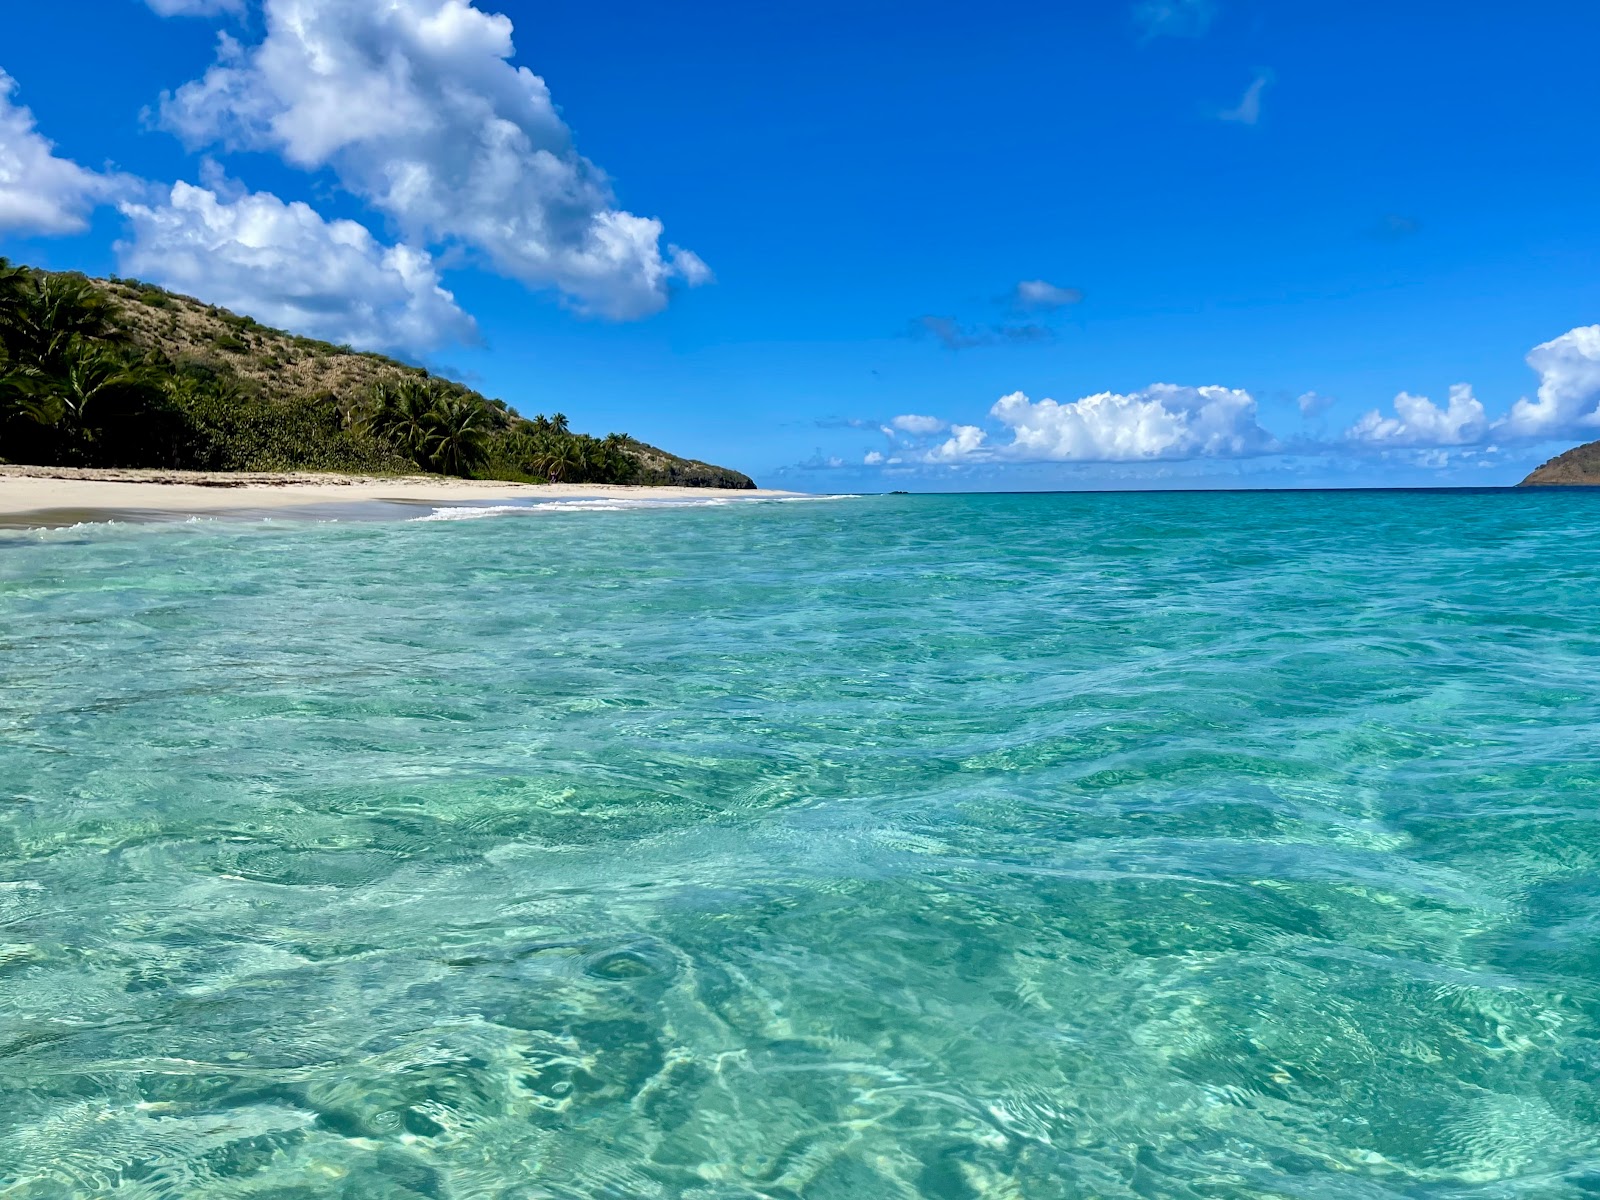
[{"left": 0, "top": 466, "right": 808, "bottom": 528}]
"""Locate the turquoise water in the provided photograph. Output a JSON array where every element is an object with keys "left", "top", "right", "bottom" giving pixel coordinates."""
[{"left": 3, "top": 489, "right": 1600, "bottom": 1198}]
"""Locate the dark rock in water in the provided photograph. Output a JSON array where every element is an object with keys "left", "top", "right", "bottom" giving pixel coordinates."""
[{"left": 1520, "top": 439, "right": 1600, "bottom": 486}]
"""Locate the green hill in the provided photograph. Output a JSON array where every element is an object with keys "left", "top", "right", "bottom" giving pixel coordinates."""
[
  {"left": 0, "top": 260, "right": 754, "bottom": 489},
  {"left": 1518, "top": 440, "right": 1600, "bottom": 486}
]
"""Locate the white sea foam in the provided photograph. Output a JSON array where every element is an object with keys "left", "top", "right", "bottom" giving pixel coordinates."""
[
  {"left": 413, "top": 494, "right": 854, "bottom": 522},
  {"left": 23, "top": 519, "right": 128, "bottom": 539}
]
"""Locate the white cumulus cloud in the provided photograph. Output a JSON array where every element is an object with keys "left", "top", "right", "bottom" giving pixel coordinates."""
[
  {"left": 1345, "top": 384, "right": 1488, "bottom": 447},
  {"left": 1342, "top": 325, "right": 1600, "bottom": 449},
  {"left": 1497, "top": 325, "right": 1600, "bottom": 441},
  {"left": 158, "top": 0, "right": 708, "bottom": 319},
  {"left": 927, "top": 424, "right": 988, "bottom": 463},
  {"left": 0, "top": 69, "right": 127, "bottom": 236},
  {"left": 116, "top": 181, "right": 476, "bottom": 353},
  {"left": 889, "top": 413, "right": 948, "bottom": 435},
  {"left": 961, "top": 384, "right": 1278, "bottom": 463},
  {"left": 867, "top": 321, "right": 1600, "bottom": 476}
]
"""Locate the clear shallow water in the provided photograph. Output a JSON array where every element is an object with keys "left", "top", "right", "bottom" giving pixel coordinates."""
[{"left": 3, "top": 490, "right": 1600, "bottom": 1199}]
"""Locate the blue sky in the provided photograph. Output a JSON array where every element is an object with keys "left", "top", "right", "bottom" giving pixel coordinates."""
[{"left": 3, "top": 0, "right": 1600, "bottom": 490}]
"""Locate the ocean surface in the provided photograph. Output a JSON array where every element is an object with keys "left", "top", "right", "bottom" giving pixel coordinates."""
[{"left": 3, "top": 488, "right": 1600, "bottom": 1199}]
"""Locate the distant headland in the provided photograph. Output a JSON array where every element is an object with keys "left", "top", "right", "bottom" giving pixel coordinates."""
[
  {"left": 0, "top": 258, "right": 754, "bottom": 490},
  {"left": 1519, "top": 440, "right": 1600, "bottom": 486}
]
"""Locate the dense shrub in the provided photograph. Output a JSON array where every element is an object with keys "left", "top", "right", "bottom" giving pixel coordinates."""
[{"left": 175, "top": 385, "right": 413, "bottom": 473}]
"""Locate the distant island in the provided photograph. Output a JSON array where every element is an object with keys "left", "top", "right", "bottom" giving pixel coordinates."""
[
  {"left": 1519, "top": 440, "right": 1600, "bottom": 486},
  {"left": 0, "top": 258, "right": 754, "bottom": 489}
]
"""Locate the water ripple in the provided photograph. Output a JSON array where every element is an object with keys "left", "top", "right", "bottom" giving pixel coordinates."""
[{"left": 3, "top": 489, "right": 1600, "bottom": 1196}]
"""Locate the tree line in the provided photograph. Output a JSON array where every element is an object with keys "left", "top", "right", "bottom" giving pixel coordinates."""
[{"left": 0, "top": 259, "right": 641, "bottom": 483}]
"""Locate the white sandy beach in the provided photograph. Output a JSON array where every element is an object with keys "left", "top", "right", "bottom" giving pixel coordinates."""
[{"left": 0, "top": 466, "right": 805, "bottom": 525}]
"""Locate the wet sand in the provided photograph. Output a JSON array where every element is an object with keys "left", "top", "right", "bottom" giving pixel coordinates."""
[{"left": 0, "top": 467, "right": 804, "bottom": 528}]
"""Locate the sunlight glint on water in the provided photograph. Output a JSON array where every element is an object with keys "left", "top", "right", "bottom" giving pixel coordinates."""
[{"left": 3, "top": 490, "right": 1600, "bottom": 1198}]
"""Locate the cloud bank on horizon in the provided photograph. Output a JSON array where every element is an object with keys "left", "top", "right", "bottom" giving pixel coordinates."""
[
  {"left": 0, "top": 0, "right": 707, "bottom": 351},
  {"left": 852, "top": 324, "right": 1600, "bottom": 472}
]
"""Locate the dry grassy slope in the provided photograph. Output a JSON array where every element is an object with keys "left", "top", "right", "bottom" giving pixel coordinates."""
[
  {"left": 100, "top": 277, "right": 756, "bottom": 488},
  {"left": 105, "top": 279, "right": 447, "bottom": 403},
  {"left": 1518, "top": 440, "right": 1600, "bottom": 486}
]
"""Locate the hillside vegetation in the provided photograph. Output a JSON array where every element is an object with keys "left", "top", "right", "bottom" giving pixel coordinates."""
[
  {"left": 0, "top": 259, "right": 754, "bottom": 488},
  {"left": 1519, "top": 440, "right": 1600, "bottom": 486}
]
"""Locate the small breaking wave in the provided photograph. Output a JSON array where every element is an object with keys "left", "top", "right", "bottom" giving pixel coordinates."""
[{"left": 414, "top": 494, "right": 854, "bottom": 522}]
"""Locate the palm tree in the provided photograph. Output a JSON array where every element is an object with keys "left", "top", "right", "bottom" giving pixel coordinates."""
[
  {"left": 5, "top": 273, "right": 122, "bottom": 375},
  {"left": 369, "top": 377, "right": 441, "bottom": 468},
  {"left": 426, "top": 395, "right": 489, "bottom": 477},
  {"left": 1, "top": 262, "right": 37, "bottom": 433},
  {"left": 48, "top": 339, "right": 164, "bottom": 460},
  {"left": 0, "top": 258, "right": 30, "bottom": 359},
  {"left": 0, "top": 368, "right": 51, "bottom": 434},
  {"left": 2, "top": 267, "right": 140, "bottom": 460},
  {"left": 534, "top": 436, "right": 580, "bottom": 483},
  {"left": 601, "top": 432, "right": 638, "bottom": 484},
  {"left": 575, "top": 437, "right": 601, "bottom": 482}
]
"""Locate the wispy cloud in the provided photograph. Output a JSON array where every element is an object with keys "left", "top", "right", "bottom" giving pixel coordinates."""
[
  {"left": 908, "top": 277, "right": 1085, "bottom": 351},
  {"left": 1297, "top": 391, "right": 1336, "bottom": 419},
  {"left": 1219, "top": 72, "right": 1270, "bottom": 126},
  {"left": 144, "top": 0, "right": 244, "bottom": 15},
  {"left": 1369, "top": 213, "right": 1422, "bottom": 239},
  {"left": 1010, "top": 279, "right": 1084, "bottom": 313},
  {"left": 1133, "top": 0, "right": 1216, "bottom": 39},
  {"left": 911, "top": 315, "right": 1053, "bottom": 351},
  {"left": 795, "top": 450, "right": 848, "bottom": 470}
]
